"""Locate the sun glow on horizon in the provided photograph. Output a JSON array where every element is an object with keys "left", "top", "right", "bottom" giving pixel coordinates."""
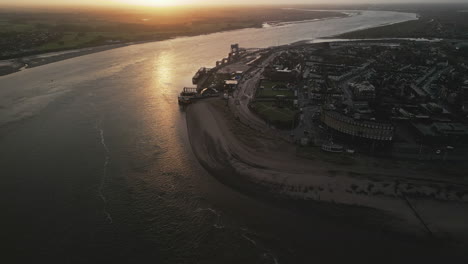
[{"left": 113, "top": 0, "right": 187, "bottom": 7}]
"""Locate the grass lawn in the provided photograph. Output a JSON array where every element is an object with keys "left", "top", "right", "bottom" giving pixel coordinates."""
[
  {"left": 257, "top": 80, "right": 295, "bottom": 98},
  {"left": 253, "top": 101, "right": 298, "bottom": 124}
]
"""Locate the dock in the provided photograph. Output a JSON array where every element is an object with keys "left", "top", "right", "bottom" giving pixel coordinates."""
[{"left": 179, "top": 43, "right": 248, "bottom": 105}]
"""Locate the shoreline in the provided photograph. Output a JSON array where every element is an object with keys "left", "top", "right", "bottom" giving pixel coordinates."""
[
  {"left": 0, "top": 10, "right": 358, "bottom": 77},
  {"left": 0, "top": 43, "right": 130, "bottom": 76},
  {"left": 327, "top": 14, "right": 420, "bottom": 39},
  {"left": 186, "top": 98, "right": 468, "bottom": 242},
  {"left": 262, "top": 10, "right": 353, "bottom": 27}
]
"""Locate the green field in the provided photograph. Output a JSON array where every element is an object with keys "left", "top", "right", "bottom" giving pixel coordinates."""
[
  {"left": 257, "top": 80, "right": 295, "bottom": 98},
  {"left": 0, "top": 22, "right": 35, "bottom": 32},
  {"left": 252, "top": 101, "right": 298, "bottom": 124},
  {"left": 0, "top": 20, "right": 271, "bottom": 58}
]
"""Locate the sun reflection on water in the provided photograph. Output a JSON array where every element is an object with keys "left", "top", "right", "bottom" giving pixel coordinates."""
[{"left": 152, "top": 51, "right": 175, "bottom": 96}]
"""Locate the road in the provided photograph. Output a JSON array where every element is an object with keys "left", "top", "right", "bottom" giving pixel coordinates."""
[{"left": 229, "top": 51, "right": 280, "bottom": 134}]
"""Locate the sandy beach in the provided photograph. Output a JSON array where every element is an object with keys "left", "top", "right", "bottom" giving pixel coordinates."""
[{"left": 186, "top": 98, "right": 468, "bottom": 243}]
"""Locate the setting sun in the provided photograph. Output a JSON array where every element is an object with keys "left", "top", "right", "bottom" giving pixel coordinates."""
[{"left": 112, "top": 0, "right": 185, "bottom": 7}]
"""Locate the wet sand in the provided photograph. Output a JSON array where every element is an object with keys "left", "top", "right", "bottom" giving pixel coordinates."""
[{"left": 186, "top": 98, "right": 468, "bottom": 243}]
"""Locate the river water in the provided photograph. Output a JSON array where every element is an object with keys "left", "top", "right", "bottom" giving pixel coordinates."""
[{"left": 2, "top": 10, "right": 452, "bottom": 264}]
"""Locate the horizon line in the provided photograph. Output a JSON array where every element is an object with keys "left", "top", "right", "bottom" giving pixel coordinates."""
[{"left": 1, "top": 1, "right": 468, "bottom": 10}]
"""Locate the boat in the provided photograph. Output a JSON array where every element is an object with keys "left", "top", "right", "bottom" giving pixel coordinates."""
[{"left": 321, "top": 141, "right": 344, "bottom": 153}]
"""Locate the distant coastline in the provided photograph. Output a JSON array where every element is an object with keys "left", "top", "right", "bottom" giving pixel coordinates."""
[
  {"left": 262, "top": 10, "right": 356, "bottom": 28},
  {"left": 0, "top": 43, "right": 128, "bottom": 76},
  {"left": 333, "top": 8, "right": 468, "bottom": 40},
  {"left": 0, "top": 10, "right": 350, "bottom": 77}
]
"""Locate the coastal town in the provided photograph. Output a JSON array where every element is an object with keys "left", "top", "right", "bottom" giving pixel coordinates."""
[
  {"left": 182, "top": 41, "right": 468, "bottom": 245},
  {"left": 183, "top": 40, "right": 468, "bottom": 161},
  {"left": 3, "top": 1, "right": 468, "bottom": 262}
]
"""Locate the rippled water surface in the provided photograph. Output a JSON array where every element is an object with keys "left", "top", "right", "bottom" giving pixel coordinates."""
[{"left": 1, "top": 11, "right": 435, "bottom": 263}]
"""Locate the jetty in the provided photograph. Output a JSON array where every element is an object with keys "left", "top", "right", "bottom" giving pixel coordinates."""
[{"left": 178, "top": 43, "right": 247, "bottom": 105}]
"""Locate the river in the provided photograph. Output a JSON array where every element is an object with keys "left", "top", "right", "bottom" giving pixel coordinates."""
[{"left": 2, "top": 10, "right": 452, "bottom": 264}]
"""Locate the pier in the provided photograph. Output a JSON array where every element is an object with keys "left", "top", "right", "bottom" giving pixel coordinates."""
[{"left": 179, "top": 43, "right": 248, "bottom": 104}]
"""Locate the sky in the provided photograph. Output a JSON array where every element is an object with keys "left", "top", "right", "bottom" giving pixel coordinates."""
[{"left": 0, "top": 0, "right": 467, "bottom": 7}]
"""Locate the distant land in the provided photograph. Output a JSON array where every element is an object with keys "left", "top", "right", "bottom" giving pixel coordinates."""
[
  {"left": 2, "top": 3, "right": 468, "bottom": 76},
  {"left": 0, "top": 7, "right": 345, "bottom": 60},
  {"left": 334, "top": 4, "right": 468, "bottom": 39}
]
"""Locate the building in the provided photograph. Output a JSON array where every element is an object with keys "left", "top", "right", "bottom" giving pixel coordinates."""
[
  {"left": 224, "top": 80, "right": 238, "bottom": 90},
  {"left": 411, "top": 122, "right": 468, "bottom": 144},
  {"left": 321, "top": 110, "right": 394, "bottom": 141},
  {"left": 192, "top": 67, "right": 210, "bottom": 85},
  {"left": 264, "top": 66, "right": 299, "bottom": 81},
  {"left": 350, "top": 82, "right": 376, "bottom": 101}
]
